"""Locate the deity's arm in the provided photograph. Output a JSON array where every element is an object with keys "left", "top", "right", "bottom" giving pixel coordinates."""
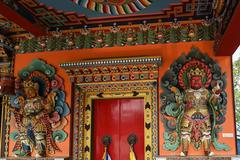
[
  {"left": 44, "top": 92, "right": 57, "bottom": 113},
  {"left": 12, "top": 108, "right": 23, "bottom": 127},
  {"left": 10, "top": 104, "right": 24, "bottom": 128},
  {"left": 170, "top": 86, "right": 183, "bottom": 105},
  {"left": 209, "top": 83, "right": 222, "bottom": 106},
  {"left": 10, "top": 96, "right": 25, "bottom": 114},
  {"left": 209, "top": 93, "right": 220, "bottom": 106}
]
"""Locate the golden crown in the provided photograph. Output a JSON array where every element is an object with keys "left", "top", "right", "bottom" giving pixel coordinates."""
[
  {"left": 187, "top": 67, "right": 206, "bottom": 78},
  {"left": 23, "top": 80, "right": 39, "bottom": 90}
]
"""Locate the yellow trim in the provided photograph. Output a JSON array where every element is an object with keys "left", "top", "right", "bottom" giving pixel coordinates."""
[
  {"left": 0, "top": 95, "right": 11, "bottom": 157},
  {"left": 80, "top": 81, "right": 156, "bottom": 160},
  {"left": 0, "top": 97, "right": 3, "bottom": 156}
]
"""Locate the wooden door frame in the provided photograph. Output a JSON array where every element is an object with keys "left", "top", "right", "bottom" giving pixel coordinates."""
[
  {"left": 61, "top": 56, "right": 161, "bottom": 160},
  {"left": 73, "top": 81, "right": 158, "bottom": 160}
]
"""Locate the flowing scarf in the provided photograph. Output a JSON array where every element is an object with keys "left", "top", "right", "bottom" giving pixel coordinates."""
[
  {"left": 130, "top": 145, "right": 136, "bottom": 160},
  {"left": 102, "top": 146, "right": 111, "bottom": 160}
]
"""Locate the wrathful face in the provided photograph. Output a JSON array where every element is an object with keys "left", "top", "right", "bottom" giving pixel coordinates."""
[
  {"left": 190, "top": 76, "right": 203, "bottom": 90},
  {"left": 24, "top": 87, "right": 38, "bottom": 99}
]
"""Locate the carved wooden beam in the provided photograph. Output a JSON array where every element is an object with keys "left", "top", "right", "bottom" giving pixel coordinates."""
[
  {"left": 0, "top": 1, "right": 46, "bottom": 36},
  {"left": 215, "top": 3, "right": 240, "bottom": 56}
]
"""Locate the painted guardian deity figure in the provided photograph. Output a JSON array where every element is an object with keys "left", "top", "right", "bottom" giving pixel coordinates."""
[
  {"left": 10, "top": 59, "right": 70, "bottom": 158},
  {"left": 12, "top": 79, "right": 59, "bottom": 157},
  {"left": 171, "top": 67, "right": 220, "bottom": 156},
  {"left": 161, "top": 48, "right": 230, "bottom": 157}
]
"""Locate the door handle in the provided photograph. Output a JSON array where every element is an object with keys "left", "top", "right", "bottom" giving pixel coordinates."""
[
  {"left": 102, "top": 135, "right": 112, "bottom": 147},
  {"left": 128, "top": 134, "right": 137, "bottom": 159},
  {"left": 127, "top": 134, "right": 137, "bottom": 146},
  {"left": 102, "top": 135, "right": 112, "bottom": 159}
]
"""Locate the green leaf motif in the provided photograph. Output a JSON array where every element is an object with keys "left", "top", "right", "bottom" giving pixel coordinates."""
[
  {"left": 212, "top": 137, "right": 230, "bottom": 151},
  {"left": 163, "top": 132, "right": 180, "bottom": 151},
  {"left": 165, "top": 103, "right": 181, "bottom": 117},
  {"left": 52, "top": 130, "right": 68, "bottom": 143},
  {"left": 10, "top": 130, "right": 19, "bottom": 142}
]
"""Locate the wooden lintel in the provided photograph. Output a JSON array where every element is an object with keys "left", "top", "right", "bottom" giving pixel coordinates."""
[
  {"left": 215, "top": 3, "right": 240, "bottom": 56},
  {"left": 0, "top": 2, "right": 46, "bottom": 36}
]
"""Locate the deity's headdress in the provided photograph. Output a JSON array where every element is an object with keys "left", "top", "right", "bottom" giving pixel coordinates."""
[
  {"left": 178, "top": 59, "right": 212, "bottom": 90},
  {"left": 21, "top": 71, "right": 50, "bottom": 97},
  {"left": 23, "top": 80, "right": 39, "bottom": 91},
  {"left": 187, "top": 67, "right": 206, "bottom": 79}
]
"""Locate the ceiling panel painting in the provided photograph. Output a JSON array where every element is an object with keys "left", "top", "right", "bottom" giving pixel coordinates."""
[
  {"left": 0, "top": 0, "right": 234, "bottom": 37},
  {"left": 38, "top": 0, "right": 213, "bottom": 18},
  {"left": 12, "top": 0, "right": 213, "bottom": 29},
  {"left": 73, "top": 0, "right": 153, "bottom": 15},
  {"left": 37, "top": 0, "right": 181, "bottom": 17}
]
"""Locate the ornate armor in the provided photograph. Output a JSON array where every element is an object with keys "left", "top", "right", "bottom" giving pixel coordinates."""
[
  {"left": 181, "top": 87, "right": 212, "bottom": 156},
  {"left": 12, "top": 80, "right": 59, "bottom": 157},
  {"left": 161, "top": 49, "right": 230, "bottom": 157},
  {"left": 10, "top": 59, "right": 70, "bottom": 158}
]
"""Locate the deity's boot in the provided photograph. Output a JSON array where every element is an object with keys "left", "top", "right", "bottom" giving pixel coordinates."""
[
  {"left": 180, "top": 135, "right": 190, "bottom": 156},
  {"left": 204, "top": 150, "right": 214, "bottom": 156},
  {"left": 180, "top": 151, "right": 188, "bottom": 157},
  {"left": 35, "top": 132, "right": 46, "bottom": 157},
  {"left": 203, "top": 134, "right": 214, "bottom": 156},
  {"left": 14, "top": 132, "right": 31, "bottom": 157}
]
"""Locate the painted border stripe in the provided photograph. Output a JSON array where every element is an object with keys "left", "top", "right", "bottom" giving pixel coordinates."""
[
  {"left": 123, "top": 4, "right": 132, "bottom": 14},
  {"left": 103, "top": 5, "right": 110, "bottom": 14},
  {"left": 134, "top": 1, "right": 145, "bottom": 10},
  {"left": 110, "top": 5, "right": 119, "bottom": 15},
  {"left": 96, "top": 3, "right": 103, "bottom": 13},
  {"left": 139, "top": 0, "right": 151, "bottom": 6},
  {"left": 128, "top": 3, "right": 139, "bottom": 12},
  {"left": 117, "top": 5, "right": 125, "bottom": 14},
  {"left": 87, "top": 1, "right": 95, "bottom": 10},
  {"left": 81, "top": 0, "right": 89, "bottom": 7}
]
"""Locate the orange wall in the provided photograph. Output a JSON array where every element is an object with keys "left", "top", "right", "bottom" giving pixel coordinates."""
[{"left": 10, "top": 41, "right": 236, "bottom": 157}]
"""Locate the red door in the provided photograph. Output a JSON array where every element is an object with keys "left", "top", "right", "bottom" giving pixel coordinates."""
[{"left": 93, "top": 98, "right": 144, "bottom": 160}]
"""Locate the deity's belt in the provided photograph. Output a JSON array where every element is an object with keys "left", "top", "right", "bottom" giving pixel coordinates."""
[
  {"left": 26, "top": 108, "right": 44, "bottom": 117},
  {"left": 183, "top": 114, "right": 210, "bottom": 124},
  {"left": 183, "top": 114, "right": 210, "bottom": 141}
]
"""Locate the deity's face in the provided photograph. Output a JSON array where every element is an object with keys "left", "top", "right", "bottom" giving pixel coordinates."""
[
  {"left": 23, "top": 81, "right": 39, "bottom": 99},
  {"left": 24, "top": 87, "right": 38, "bottom": 99},
  {"left": 190, "top": 76, "right": 203, "bottom": 90}
]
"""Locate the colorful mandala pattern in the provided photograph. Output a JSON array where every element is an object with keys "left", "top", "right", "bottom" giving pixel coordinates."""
[{"left": 72, "top": 0, "right": 152, "bottom": 15}]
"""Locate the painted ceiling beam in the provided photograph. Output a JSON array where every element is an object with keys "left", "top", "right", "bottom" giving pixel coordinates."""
[
  {"left": 0, "top": 2, "right": 46, "bottom": 36},
  {"left": 215, "top": 3, "right": 240, "bottom": 56}
]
